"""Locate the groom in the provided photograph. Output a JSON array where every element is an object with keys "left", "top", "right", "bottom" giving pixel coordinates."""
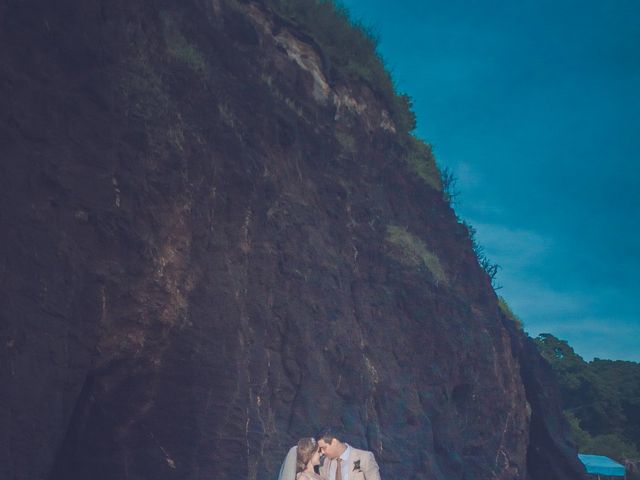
[{"left": 316, "top": 428, "right": 381, "bottom": 480}]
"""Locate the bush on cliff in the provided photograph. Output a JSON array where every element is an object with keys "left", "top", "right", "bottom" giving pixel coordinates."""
[{"left": 498, "top": 297, "right": 523, "bottom": 330}]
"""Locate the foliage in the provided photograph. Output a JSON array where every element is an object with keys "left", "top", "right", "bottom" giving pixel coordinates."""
[
  {"left": 160, "top": 11, "right": 207, "bottom": 74},
  {"left": 565, "top": 411, "right": 640, "bottom": 460},
  {"left": 440, "top": 165, "right": 460, "bottom": 206},
  {"left": 497, "top": 296, "right": 523, "bottom": 330},
  {"left": 564, "top": 411, "right": 594, "bottom": 447},
  {"left": 391, "top": 93, "right": 417, "bottom": 136},
  {"left": 535, "top": 334, "right": 640, "bottom": 462},
  {"left": 385, "top": 225, "right": 446, "bottom": 284},
  {"left": 404, "top": 135, "right": 441, "bottom": 190},
  {"left": 265, "top": 0, "right": 415, "bottom": 134},
  {"left": 462, "top": 221, "right": 501, "bottom": 289}
]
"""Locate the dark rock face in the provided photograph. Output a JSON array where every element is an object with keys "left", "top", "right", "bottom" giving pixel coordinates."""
[{"left": 0, "top": 1, "right": 586, "bottom": 479}]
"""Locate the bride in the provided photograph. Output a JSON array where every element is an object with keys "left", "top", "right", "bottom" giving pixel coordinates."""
[{"left": 278, "top": 438, "right": 324, "bottom": 480}]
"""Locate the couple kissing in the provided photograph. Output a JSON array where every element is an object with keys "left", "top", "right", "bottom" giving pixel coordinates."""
[{"left": 278, "top": 428, "right": 381, "bottom": 480}]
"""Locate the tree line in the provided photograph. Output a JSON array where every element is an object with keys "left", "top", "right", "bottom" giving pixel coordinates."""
[{"left": 535, "top": 334, "right": 640, "bottom": 463}]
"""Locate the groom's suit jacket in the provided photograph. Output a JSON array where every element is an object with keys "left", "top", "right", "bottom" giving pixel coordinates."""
[{"left": 319, "top": 447, "right": 381, "bottom": 480}]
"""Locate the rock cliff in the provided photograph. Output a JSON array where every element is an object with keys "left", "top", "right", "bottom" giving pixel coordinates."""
[{"left": 0, "top": 0, "right": 586, "bottom": 479}]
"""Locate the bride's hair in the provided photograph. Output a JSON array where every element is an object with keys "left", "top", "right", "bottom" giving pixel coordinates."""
[{"left": 295, "top": 437, "right": 317, "bottom": 473}]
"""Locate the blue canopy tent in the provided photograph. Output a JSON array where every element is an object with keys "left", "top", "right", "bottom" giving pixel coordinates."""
[{"left": 578, "top": 454, "right": 626, "bottom": 478}]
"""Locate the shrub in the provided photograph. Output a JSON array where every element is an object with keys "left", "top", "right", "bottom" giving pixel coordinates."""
[
  {"left": 160, "top": 11, "right": 207, "bottom": 74},
  {"left": 391, "top": 93, "right": 416, "bottom": 135},
  {"left": 497, "top": 296, "right": 523, "bottom": 330},
  {"left": 440, "top": 166, "right": 460, "bottom": 206},
  {"left": 405, "top": 135, "right": 441, "bottom": 190},
  {"left": 463, "top": 221, "right": 501, "bottom": 289},
  {"left": 386, "top": 225, "right": 446, "bottom": 284}
]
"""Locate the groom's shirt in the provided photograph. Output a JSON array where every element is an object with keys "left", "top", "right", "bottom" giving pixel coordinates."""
[{"left": 329, "top": 444, "right": 351, "bottom": 480}]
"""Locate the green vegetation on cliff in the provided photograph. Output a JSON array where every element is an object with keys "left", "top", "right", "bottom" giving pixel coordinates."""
[
  {"left": 385, "top": 225, "right": 447, "bottom": 284},
  {"left": 262, "top": 1, "right": 442, "bottom": 191},
  {"left": 404, "top": 135, "right": 441, "bottom": 191},
  {"left": 535, "top": 334, "right": 640, "bottom": 461},
  {"left": 264, "top": 0, "right": 502, "bottom": 291},
  {"left": 265, "top": 0, "right": 416, "bottom": 135},
  {"left": 160, "top": 11, "right": 207, "bottom": 74},
  {"left": 498, "top": 297, "right": 523, "bottom": 330}
]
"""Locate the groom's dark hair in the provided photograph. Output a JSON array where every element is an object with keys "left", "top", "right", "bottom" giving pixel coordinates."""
[{"left": 316, "top": 426, "right": 344, "bottom": 443}]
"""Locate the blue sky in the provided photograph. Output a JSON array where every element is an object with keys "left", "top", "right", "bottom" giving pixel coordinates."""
[{"left": 340, "top": 0, "right": 640, "bottom": 361}]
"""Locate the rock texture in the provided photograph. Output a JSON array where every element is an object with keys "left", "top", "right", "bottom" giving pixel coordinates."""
[{"left": 0, "top": 0, "right": 586, "bottom": 479}]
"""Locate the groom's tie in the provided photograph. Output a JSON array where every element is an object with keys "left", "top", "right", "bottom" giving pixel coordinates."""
[{"left": 336, "top": 458, "right": 342, "bottom": 480}]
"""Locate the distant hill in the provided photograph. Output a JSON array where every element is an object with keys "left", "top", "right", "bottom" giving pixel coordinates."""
[{"left": 535, "top": 334, "right": 640, "bottom": 462}]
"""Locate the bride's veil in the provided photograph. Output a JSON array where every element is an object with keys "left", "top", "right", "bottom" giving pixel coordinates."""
[{"left": 277, "top": 446, "right": 297, "bottom": 480}]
